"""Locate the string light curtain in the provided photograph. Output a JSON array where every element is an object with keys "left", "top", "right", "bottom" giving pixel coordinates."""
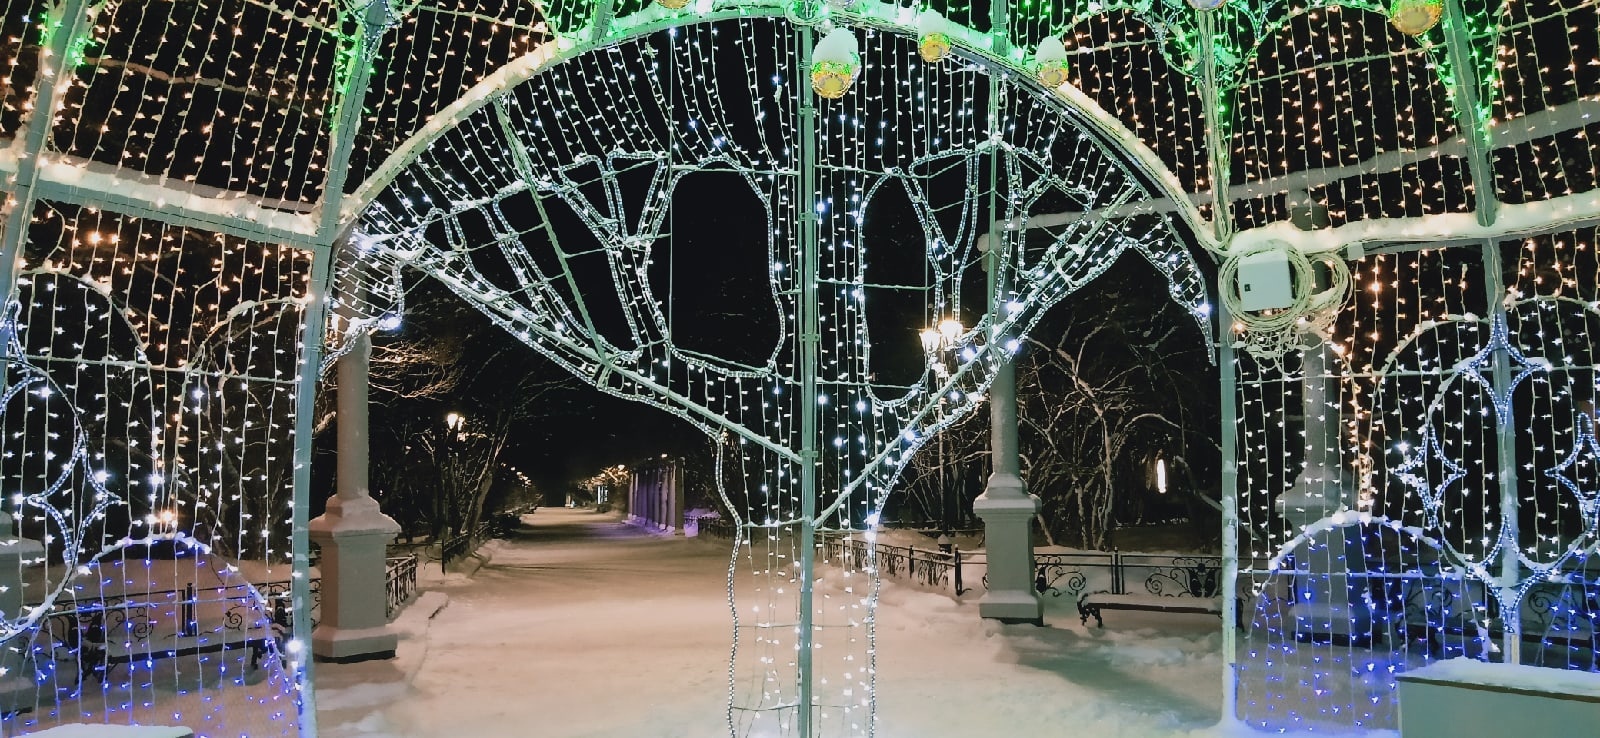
[
  {"left": 351, "top": 10, "right": 1210, "bottom": 735},
  {"left": 3, "top": 0, "right": 1599, "bottom": 736},
  {"left": 1220, "top": 0, "right": 1600, "bottom": 732},
  {"left": 0, "top": 0, "right": 352, "bottom": 733},
  {"left": 0, "top": 203, "right": 306, "bottom": 735}
]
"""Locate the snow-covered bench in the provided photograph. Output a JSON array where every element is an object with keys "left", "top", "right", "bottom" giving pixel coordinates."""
[
  {"left": 24, "top": 725, "right": 194, "bottom": 738},
  {"left": 70, "top": 588, "right": 288, "bottom": 683},
  {"left": 91, "top": 626, "right": 280, "bottom": 681},
  {"left": 1077, "top": 592, "right": 1223, "bottom": 627}
]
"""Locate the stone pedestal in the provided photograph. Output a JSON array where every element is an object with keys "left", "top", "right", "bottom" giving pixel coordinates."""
[
  {"left": 973, "top": 479, "right": 1044, "bottom": 625},
  {"left": 309, "top": 495, "right": 400, "bottom": 662},
  {"left": 0, "top": 524, "right": 44, "bottom": 713},
  {"left": 1275, "top": 341, "right": 1370, "bottom": 642}
]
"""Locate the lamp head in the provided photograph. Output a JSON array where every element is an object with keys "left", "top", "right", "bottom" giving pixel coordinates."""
[{"left": 937, "top": 318, "right": 963, "bottom": 343}]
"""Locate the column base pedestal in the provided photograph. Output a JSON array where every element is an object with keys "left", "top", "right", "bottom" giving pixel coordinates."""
[
  {"left": 311, "top": 625, "right": 398, "bottom": 663},
  {"left": 977, "top": 591, "right": 1046, "bottom": 625},
  {"left": 309, "top": 494, "right": 401, "bottom": 663},
  {"left": 974, "top": 484, "right": 1043, "bottom": 626}
]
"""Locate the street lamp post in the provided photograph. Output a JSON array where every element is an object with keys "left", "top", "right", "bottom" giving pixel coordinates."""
[
  {"left": 921, "top": 322, "right": 964, "bottom": 552},
  {"left": 307, "top": 284, "right": 402, "bottom": 662},
  {"left": 971, "top": 236, "right": 1044, "bottom": 625}
]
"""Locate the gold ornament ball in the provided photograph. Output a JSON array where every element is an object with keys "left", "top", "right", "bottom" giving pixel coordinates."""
[
  {"left": 656, "top": 0, "right": 690, "bottom": 9},
  {"left": 811, "top": 61, "right": 858, "bottom": 100},
  {"left": 1389, "top": 0, "right": 1443, "bottom": 36},
  {"left": 919, "top": 33, "right": 952, "bottom": 63},
  {"left": 1036, "top": 60, "right": 1070, "bottom": 89}
]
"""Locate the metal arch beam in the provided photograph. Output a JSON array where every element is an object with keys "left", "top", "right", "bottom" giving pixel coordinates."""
[
  {"left": 0, "top": 157, "right": 321, "bottom": 248},
  {"left": 337, "top": 2, "right": 1207, "bottom": 245}
]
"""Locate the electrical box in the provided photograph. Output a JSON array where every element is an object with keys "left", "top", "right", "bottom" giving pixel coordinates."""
[{"left": 1236, "top": 247, "right": 1295, "bottom": 312}]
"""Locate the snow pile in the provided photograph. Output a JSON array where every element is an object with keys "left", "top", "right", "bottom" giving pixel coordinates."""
[{"left": 1403, "top": 657, "right": 1600, "bottom": 697}]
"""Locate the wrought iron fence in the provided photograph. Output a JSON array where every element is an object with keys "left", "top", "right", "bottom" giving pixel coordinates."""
[
  {"left": 805, "top": 539, "right": 1271, "bottom": 611},
  {"left": 385, "top": 554, "right": 419, "bottom": 618},
  {"left": 440, "top": 521, "right": 496, "bottom": 570},
  {"left": 817, "top": 535, "right": 966, "bottom": 594},
  {"left": 1029, "top": 551, "right": 1261, "bottom": 603},
  {"left": 693, "top": 516, "right": 736, "bottom": 541}
]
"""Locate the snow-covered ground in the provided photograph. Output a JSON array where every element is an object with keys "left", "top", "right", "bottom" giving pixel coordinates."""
[{"left": 312, "top": 508, "right": 1385, "bottom": 738}]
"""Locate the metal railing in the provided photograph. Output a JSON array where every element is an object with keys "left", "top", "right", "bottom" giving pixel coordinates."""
[
  {"left": 806, "top": 537, "right": 1269, "bottom": 608},
  {"left": 1027, "top": 550, "right": 1259, "bottom": 603},
  {"left": 440, "top": 521, "right": 496, "bottom": 570},
  {"left": 693, "top": 515, "right": 736, "bottom": 541},
  {"left": 818, "top": 535, "right": 966, "bottom": 594},
  {"left": 385, "top": 553, "right": 419, "bottom": 617},
  {"left": 702, "top": 525, "right": 1249, "bottom": 607}
]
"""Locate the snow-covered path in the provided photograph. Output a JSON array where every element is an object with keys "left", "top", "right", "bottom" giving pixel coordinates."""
[{"left": 311, "top": 508, "right": 1291, "bottom": 737}]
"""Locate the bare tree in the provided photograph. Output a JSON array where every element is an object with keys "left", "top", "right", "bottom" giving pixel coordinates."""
[
  {"left": 893, "top": 262, "right": 1220, "bottom": 551},
  {"left": 1012, "top": 279, "right": 1218, "bottom": 549},
  {"left": 362, "top": 283, "right": 570, "bottom": 540}
]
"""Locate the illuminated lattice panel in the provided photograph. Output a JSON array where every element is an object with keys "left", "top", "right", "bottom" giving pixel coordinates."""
[
  {"left": 1233, "top": 239, "right": 1600, "bottom": 731},
  {"left": 347, "top": 0, "right": 555, "bottom": 193},
  {"left": 1491, "top": 0, "right": 1600, "bottom": 204},
  {"left": 1230, "top": 5, "right": 1471, "bottom": 230},
  {"left": 1230, "top": 249, "right": 1494, "bottom": 555},
  {"left": 48, "top": 0, "right": 341, "bottom": 205},
  {"left": 1062, "top": 10, "right": 1212, "bottom": 211},
  {"left": 352, "top": 15, "right": 1210, "bottom": 736},
  {"left": 1230, "top": 249, "right": 1487, "bottom": 732},
  {"left": 1499, "top": 230, "right": 1600, "bottom": 668},
  {"left": 0, "top": 0, "right": 51, "bottom": 140},
  {"left": 0, "top": 200, "right": 311, "bottom": 732}
]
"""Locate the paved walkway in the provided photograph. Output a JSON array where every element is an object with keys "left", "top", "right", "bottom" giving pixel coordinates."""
[
  {"left": 313, "top": 507, "right": 1232, "bottom": 738},
  {"left": 314, "top": 508, "right": 731, "bottom": 737}
]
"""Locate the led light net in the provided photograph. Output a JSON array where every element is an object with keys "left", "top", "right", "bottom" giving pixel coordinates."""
[
  {"left": 1233, "top": 238, "right": 1600, "bottom": 732},
  {"left": 351, "top": 16, "right": 1209, "bottom": 736},
  {"left": 1225, "top": 2, "right": 1471, "bottom": 230},
  {"left": 2, "top": 0, "right": 1597, "bottom": 735},
  {"left": 0, "top": 201, "right": 305, "bottom": 734},
  {"left": 52, "top": 0, "right": 342, "bottom": 206},
  {"left": 1492, "top": 0, "right": 1600, "bottom": 204},
  {"left": 345, "top": 0, "right": 557, "bottom": 195},
  {"left": 0, "top": 0, "right": 347, "bottom": 733},
  {"left": 1220, "top": 0, "right": 1600, "bottom": 731}
]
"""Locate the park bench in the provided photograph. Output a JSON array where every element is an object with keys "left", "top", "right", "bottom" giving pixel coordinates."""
[
  {"left": 1077, "top": 591, "right": 1224, "bottom": 627},
  {"left": 41, "top": 583, "right": 288, "bottom": 684},
  {"left": 1059, "top": 552, "right": 1239, "bottom": 627}
]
